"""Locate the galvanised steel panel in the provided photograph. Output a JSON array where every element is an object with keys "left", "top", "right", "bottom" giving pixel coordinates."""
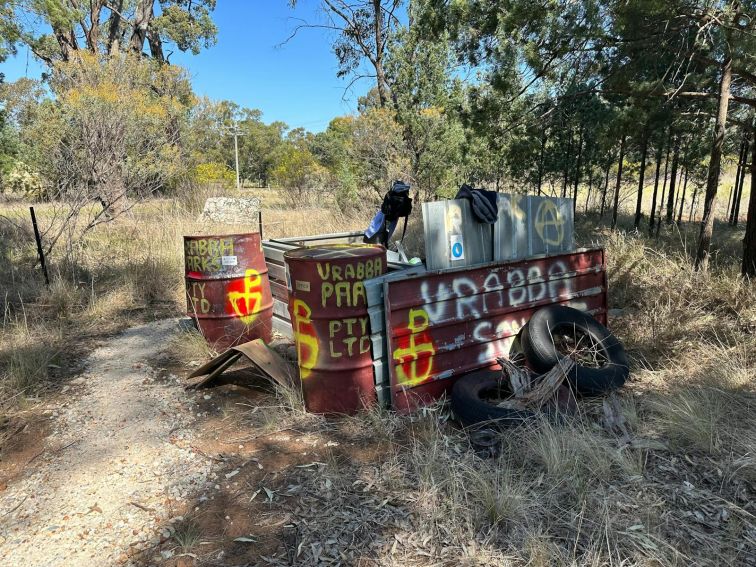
[
  {"left": 527, "top": 196, "right": 574, "bottom": 256},
  {"left": 493, "top": 193, "right": 530, "bottom": 261},
  {"left": 422, "top": 199, "right": 493, "bottom": 271},
  {"left": 385, "top": 248, "right": 607, "bottom": 413},
  {"left": 493, "top": 194, "right": 575, "bottom": 262}
]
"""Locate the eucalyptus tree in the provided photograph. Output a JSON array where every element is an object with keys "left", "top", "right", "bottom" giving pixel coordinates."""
[
  {"left": 287, "top": 0, "right": 403, "bottom": 107},
  {"left": 5, "top": 1, "right": 217, "bottom": 64}
]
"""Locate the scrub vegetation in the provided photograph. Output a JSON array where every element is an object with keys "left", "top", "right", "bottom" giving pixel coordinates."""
[{"left": 1, "top": 0, "right": 755, "bottom": 565}]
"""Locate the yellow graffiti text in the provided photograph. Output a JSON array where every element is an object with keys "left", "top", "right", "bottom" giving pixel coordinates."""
[
  {"left": 187, "top": 281, "right": 211, "bottom": 314},
  {"left": 321, "top": 280, "right": 367, "bottom": 309},
  {"left": 185, "top": 237, "right": 235, "bottom": 273},
  {"left": 328, "top": 317, "right": 370, "bottom": 358}
]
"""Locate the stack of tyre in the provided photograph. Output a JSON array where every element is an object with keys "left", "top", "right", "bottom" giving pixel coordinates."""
[{"left": 452, "top": 305, "right": 629, "bottom": 428}]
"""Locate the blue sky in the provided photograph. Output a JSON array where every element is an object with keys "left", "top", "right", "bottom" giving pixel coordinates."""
[{"left": 0, "top": 1, "right": 371, "bottom": 132}]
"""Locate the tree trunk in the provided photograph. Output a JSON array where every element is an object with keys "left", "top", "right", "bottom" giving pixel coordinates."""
[
  {"left": 634, "top": 130, "right": 649, "bottom": 228},
  {"left": 147, "top": 29, "right": 165, "bottom": 62},
  {"left": 372, "top": 0, "right": 389, "bottom": 107},
  {"left": 655, "top": 132, "right": 672, "bottom": 234},
  {"left": 665, "top": 136, "right": 680, "bottom": 224},
  {"left": 696, "top": 57, "right": 733, "bottom": 271},
  {"left": 53, "top": 26, "right": 79, "bottom": 61},
  {"left": 600, "top": 160, "right": 611, "bottom": 218},
  {"left": 572, "top": 126, "right": 584, "bottom": 214},
  {"left": 585, "top": 163, "right": 593, "bottom": 213},
  {"left": 537, "top": 127, "right": 547, "bottom": 195},
  {"left": 611, "top": 134, "right": 627, "bottom": 230},
  {"left": 655, "top": 157, "right": 669, "bottom": 238},
  {"left": 86, "top": 1, "right": 104, "bottom": 51},
  {"left": 130, "top": 0, "right": 154, "bottom": 54},
  {"left": 561, "top": 131, "right": 573, "bottom": 199},
  {"left": 729, "top": 137, "right": 747, "bottom": 224},
  {"left": 648, "top": 136, "right": 664, "bottom": 235},
  {"left": 677, "top": 166, "right": 689, "bottom": 224},
  {"left": 689, "top": 185, "right": 699, "bottom": 223},
  {"left": 106, "top": 0, "right": 124, "bottom": 53},
  {"left": 742, "top": 123, "right": 756, "bottom": 277},
  {"left": 732, "top": 137, "right": 749, "bottom": 226}
]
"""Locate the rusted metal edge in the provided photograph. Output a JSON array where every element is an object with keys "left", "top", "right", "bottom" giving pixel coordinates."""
[{"left": 185, "top": 338, "right": 298, "bottom": 390}]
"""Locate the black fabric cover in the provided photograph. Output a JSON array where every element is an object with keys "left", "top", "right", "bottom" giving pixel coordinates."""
[{"left": 455, "top": 184, "right": 499, "bottom": 224}]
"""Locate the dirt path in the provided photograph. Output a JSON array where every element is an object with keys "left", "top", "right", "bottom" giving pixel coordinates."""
[{"left": 0, "top": 319, "right": 213, "bottom": 567}]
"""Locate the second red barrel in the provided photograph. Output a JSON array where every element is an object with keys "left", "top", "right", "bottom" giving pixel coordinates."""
[
  {"left": 184, "top": 232, "right": 273, "bottom": 349},
  {"left": 284, "top": 244, "right": 386, "bottom": 414}
]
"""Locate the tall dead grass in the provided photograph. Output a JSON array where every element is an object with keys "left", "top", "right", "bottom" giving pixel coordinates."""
[
  {"left": 2, "top": 191, "right": 754, "bottom": 565},
  {"left": 0, "top": 193, "right": 366, "bottom": 407}
]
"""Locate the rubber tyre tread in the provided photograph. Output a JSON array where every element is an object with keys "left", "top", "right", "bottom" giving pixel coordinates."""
[
  {"left": 451, "top": 370, "right": 535, "bottom": 428},
  {"left": 521, "top": 305, "right": 629, "bottom": 395}
]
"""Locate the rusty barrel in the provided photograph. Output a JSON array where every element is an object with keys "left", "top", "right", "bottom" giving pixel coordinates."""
[
  {"left": 284, "top": 244, "right": 386, "bottom": 415},
  {"left": 184, "top": 232, "right": 273, "bottom": 349}
]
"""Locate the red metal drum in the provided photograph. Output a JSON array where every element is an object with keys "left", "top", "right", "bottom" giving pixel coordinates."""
[
  {"left": 284, "top": 244, "right": 386, "bottom": 415},
  {"left": 184, "top": 232, "right": 273, "bottom": 349}
]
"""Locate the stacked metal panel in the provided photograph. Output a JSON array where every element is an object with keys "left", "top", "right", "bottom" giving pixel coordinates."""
[
  {"left": 364, "top": 266, "right": 427, "bottom": 406},
  {"left": 424, "top": 194, "right": 575, "bottom": 268},
  {"left": 261, "top": 241, "right": 293, "bottom": 338},
  {"left": 383, "top": 248, "right": 607, "bottom": 413},
  {"left": 422, "top": 199, "right": 493, "bottom": 271},
  {"left": 493, "top": 194, "right": 574, "bottom": 261}
]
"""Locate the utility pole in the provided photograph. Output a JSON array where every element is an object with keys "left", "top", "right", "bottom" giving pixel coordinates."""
[{"left": 226, "top": 123, "right": 244, "bottom": 190}]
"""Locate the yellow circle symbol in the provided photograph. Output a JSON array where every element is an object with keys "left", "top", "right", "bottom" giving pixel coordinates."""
[{"left": 534, "top": 201, "right": 565, "bottom": 246}]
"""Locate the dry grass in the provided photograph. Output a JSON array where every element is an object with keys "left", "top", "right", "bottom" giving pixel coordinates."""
[
  {"left": 2, "top": 188, "right": 756, "bottom": 566},
  {"left": 0, "top": 191, "right": 366, "bottom": 405}
]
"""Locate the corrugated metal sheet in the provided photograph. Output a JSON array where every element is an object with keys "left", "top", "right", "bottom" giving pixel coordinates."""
[
  {"left": 424, "top": 194, "right": 575, "bottom": 268},
  {"left": 384, "top": 248, "right": 607, "bottom": 413},
  {"left": 263, "top": 231, "right": 414, "bottom": 341},
  {"left": 364, "top": 266, "right": 428, "bottom": 406},
  {"left": 494, "top": 194, "right": 574, "bottom": 261},
  {"left": 422, "top": 199, "right": 493, "bottom": 270}
]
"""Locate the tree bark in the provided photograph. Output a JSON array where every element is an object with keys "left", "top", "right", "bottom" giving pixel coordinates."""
[
  {"left": 600, "top": 160, "right": 611, "bottom": 218},
  {"left": 696, "top": 57, "right": 733, "bottom": 270},
  {"left": 572, "top": 126, "right": 584, "bottom": 214},
  {"left": 742, "top": 123, "right": 756, "bottom": 277},
  {"left": 677, "top": 166, "right": 689, "bottom": 224},
  {"left": 130, "top": 0, "right": 155, "bottom": 55},
  {"left": 634, "top": 130, "right": 649, "bottom": 228},
  {"left": 665, "top": 136, "right": 680, "bottom": 224},
  {"left": 732, "top": 137, "right": 749, "bottom": 226},
  {"left": 648, "top": 135, "right": 664, "bottom": 235},
  {"left": 611, "top": 134, "right": 627, "bottom": 230}
]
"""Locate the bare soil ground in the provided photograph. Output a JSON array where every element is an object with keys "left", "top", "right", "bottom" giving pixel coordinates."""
[{"left": 0, "top": 319, "right": 214, "bottom": 566}]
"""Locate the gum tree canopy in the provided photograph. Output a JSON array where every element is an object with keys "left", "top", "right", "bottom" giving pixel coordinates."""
[{"left": 3, "top": 0, "right": 217, "bottom": 64}]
